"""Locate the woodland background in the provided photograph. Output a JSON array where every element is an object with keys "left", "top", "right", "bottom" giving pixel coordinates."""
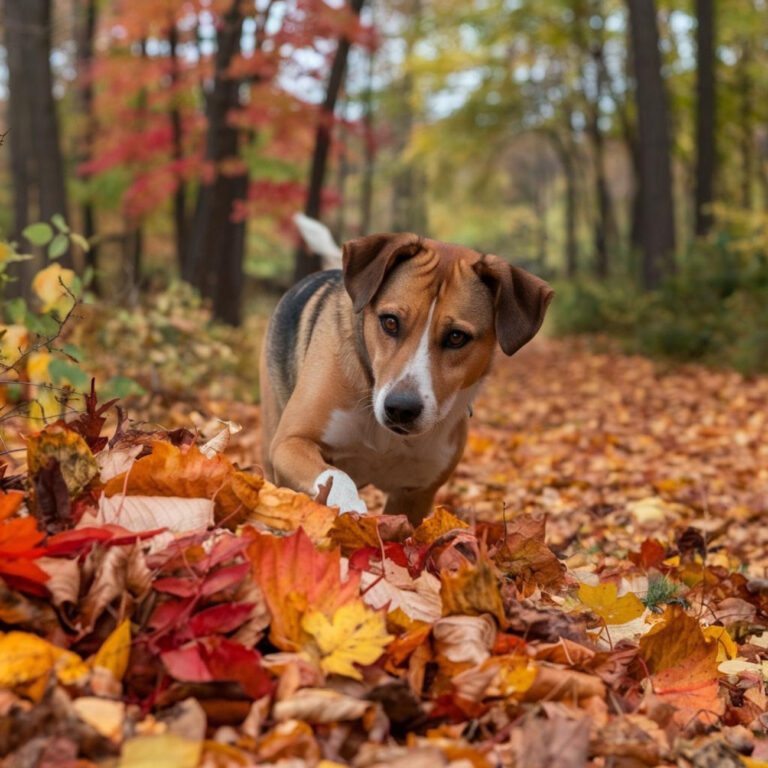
[{"left": 1, "top": 0, "right": 767, "bottom": 389}]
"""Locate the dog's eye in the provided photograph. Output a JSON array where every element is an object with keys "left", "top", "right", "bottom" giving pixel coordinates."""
[
  {"left": 380, "top": 315, "right": 399, "bottom": 336},
  {"left": 444, "top": 329, "right": 471, "bottom": 349}
]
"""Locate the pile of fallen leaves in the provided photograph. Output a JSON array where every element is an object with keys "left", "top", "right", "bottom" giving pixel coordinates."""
[{"left": 2, "top": 376, "right": 768, "bottom": 767}]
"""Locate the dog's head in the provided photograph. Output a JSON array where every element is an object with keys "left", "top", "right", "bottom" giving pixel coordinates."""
[{"left": 342, "top": 233, "right": 553, "bottom": 436}]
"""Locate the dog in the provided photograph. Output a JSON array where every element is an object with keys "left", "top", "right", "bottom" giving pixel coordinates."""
[{"left": 260, "top": 231, "right": 553, "bottom": 525}]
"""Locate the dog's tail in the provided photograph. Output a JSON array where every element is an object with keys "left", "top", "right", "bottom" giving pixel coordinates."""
[{"left": 292, "top": 213, "right": 343, "bottom": 271}]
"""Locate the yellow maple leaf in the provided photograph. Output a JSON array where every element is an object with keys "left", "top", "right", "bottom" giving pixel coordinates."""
[
  {"left": 0, "top": 631, "right": 88, "bottom": 702},
  {"left": 301, "top": 599, "right": 393, "bottom": 680},
  {"left": 578, "top": 581, "right": 645, "bottom": 625},
  {"left": 92, "top": 619, "right": 131, "bottom": 681},
  {"left": 32, "top": 262, "right": 76, "bottom": 315}
]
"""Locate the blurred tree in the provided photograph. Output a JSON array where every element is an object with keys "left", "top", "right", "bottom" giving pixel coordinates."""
[
  {"left": 185, "top": 0, "right": 249, "bottom": 325},
  {"left": 694, "top": 0, "right": 716, "bottom": 236},
  {"left": 627, "top": 0, "right": 676, "bottom": 288},
  {"left": 294, "top": 0, "right": 366, "bottom": 282},
  {"left": 76, "top": 0, "right": 100, "bottom": 292},
  {"left": 6, "top": 0, "right": 72, "bottom": 278}
]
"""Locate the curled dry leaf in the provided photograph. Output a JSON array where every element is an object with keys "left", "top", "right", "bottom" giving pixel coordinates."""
[
  {"left": 432, "top": 614, "right": 496, "bottom": 666},
  {"left": 273, "top": 688, "right": 371, "bottom": 723}
]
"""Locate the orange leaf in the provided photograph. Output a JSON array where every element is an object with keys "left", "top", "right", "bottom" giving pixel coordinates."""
[
  {"left": 328, "top": 513, "right": 381, "bottom": 555},
  {"left": 412, "top": 506, "right": 469, "bottom": 546},
  {"left": 103, "top": 441, "right": 263, "bottom": 526},
  {"left": 0, "top": 517, "right": 46, "bottom": 557},
  {"left": 0, "top": 490, "right": 24, "bottom": 521},
  {"left": 639, "top": 606, "right": 723, "bottom": 726},
  {"left": 441, "top": 557, "right": 505, "bottom": 626},
  {"left": 245, "top": 481, "right": 337, "bottom": 545},
  {"left": 246, "top": 528, "right": 360, "bottom": 652}
]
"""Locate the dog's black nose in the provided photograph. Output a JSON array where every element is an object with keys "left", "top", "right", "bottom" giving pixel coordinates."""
[{"left": 384, "top": 391, "right": 423, "bottom": 427}]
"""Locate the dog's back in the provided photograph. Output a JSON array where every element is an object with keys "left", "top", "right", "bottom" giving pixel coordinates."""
[{"left": 259, "top": 269, "right": 344, "bottom": 477}]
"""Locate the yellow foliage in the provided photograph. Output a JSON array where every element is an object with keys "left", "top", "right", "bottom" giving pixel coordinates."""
[
  {"left": 0, "top": 631, "right": 88, "bottom": 702},
  {"left": 578, "top": 581, "right": 645, "bottom": 625},
  {"left": 702, "top": 625, "right": 738, "bottom": 662},
  {"left": 301, "top": 599, "right": 393, "bottom": 681},
  {"left": 93, "top": 619, "right": 132, "bottom": 681},
  {"left": 118, "top": 734, "right": 202, "bottom": 768},
  {"left": 32, "top": 262, "right": 76, "bottom": 315}
]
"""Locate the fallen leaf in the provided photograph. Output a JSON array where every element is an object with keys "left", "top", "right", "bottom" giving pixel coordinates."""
[
  {"left": 118, "top": 734, "right": 202, "bottom": 768},
  {"left": 93, "top": 618, "right": 131, "bottom": 681},
  {"left": 273, "top": 688, "right": 371, "bottom": 722},
  {"left": 411, "top": 506, "right": 469, "bottom": 546},
  {"left": 441, "top": 557, "right": 505, "bottom": 625},
  {"left": 247, "top": 528, "right": 360, "bottom": 651},
  {"left": 579, "top": 581, "right": 646, "bottom": 625},
  {"left": 301, "top": 599, "right": 393, "bottom": 680}
]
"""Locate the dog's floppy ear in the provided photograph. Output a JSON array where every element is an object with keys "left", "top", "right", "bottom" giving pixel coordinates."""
[
  {"left": 342, "top": 233, "right": 422, "bottom": 312},
  {"left": 474, "top": 254, "right": 554, "bottom": 356}
]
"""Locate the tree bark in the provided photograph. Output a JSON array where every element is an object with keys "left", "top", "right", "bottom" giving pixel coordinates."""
[
  {"left": 737, "top": 41, "right": 753, "bottom": 210},
  {"left": 390, "top": 0, "right": 428, "bottom": 236},
  {"left": 548, "top": 122, "right": 578, "bottom": 279},
  {"left": 77, "top": 0, "right": 99, "bottom": 292},
  {"left": 5, "top": 0, "right": 72, "bottom": 277},
  {"left": 294, "top": 0, "right": 366, "bottom": 282},
  {"left": 185, "top": 0, "right": 248, "bottom": 325},
  {"left": 627, "top": 0, "right": 676, "bottom": 289},
  {"left": 694, "top": 0, "right": 716, "bottom": 235},
  {"left": 168, "top": 18, "right": 189, "bottom": 272},
  {"left": 359, "top": 29, "right": 377, "bottom": 236}
]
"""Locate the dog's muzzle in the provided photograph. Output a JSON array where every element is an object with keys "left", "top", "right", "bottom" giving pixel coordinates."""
[{"left": 383, "top": 390, "right": 424, "bottom": 434}]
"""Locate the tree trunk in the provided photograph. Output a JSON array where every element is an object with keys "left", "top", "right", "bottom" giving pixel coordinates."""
[
  {"left": 6, "top": 0, "right": 72, "bottom": 277},
  {"left": 360, "top": 28, "right": 376, "bottom": 236},
  {"left": 548, "top": 122, "right": 578, "bottom": 279},
  {"left": 168, "top": 18, "right": 189, "bottom": 272},
  {"left": 185, "top": 0, "right": 248, "bottom": 325},
  {"left": 77, "top": 0, "right": 99, "bottom": 293},
  {"left": 694, "top": 0, "right": 716, "bottom": 235},
  {"left": 293, "top": 0, "right": 366, "bottom": 282},
  {"left": 334, "top": 100, "right": 349, "bottom": 243},
  {"left": 390, "top": 0, "right": 428, "bottom": 236},
  {"left": 627, "top": 0, "right": 676, "bottom": 289},
  {"left": 737, "top": 41, "right": 753, "bottom": 210}
]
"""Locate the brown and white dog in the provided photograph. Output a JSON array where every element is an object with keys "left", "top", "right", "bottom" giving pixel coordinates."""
[{"left": 260, "top": 232, "right": 553, "bottom": 524}]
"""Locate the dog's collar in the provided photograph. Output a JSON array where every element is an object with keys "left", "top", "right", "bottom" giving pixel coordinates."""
[{"left": 355, "top": 311, "right": 374, "bottom": 387}]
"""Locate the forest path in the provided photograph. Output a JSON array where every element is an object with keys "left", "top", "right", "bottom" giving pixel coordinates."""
[{"left": 230, "top": 336, "right": 768, "bottom": 572}]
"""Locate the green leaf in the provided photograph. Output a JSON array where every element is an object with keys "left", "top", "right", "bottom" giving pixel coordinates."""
[
  {"left": 48, "top": 357, "right": 90, "bottom": 390},
  {"left": 23, "top": 223, "right": 54, "bottom": 246},
  {"left": 48, "top": 234, "right": 69, "bottom": 260},
  {"left": 60, "top": 342, "right": 83, "bottom": 362},
  {"left": 105, "top": 375, "right": 146, "bottom": 399},
  {"left": 24, "top": 311, "right": 59, "bottom": 337},
  {"left": 81, "top": 265, "right": 94, "bottom": 288},
  {"left": 69, "top": 232, "right": 90, "bottom": 252},
  {"left": 4, "top": 297, "right": 27, "bottom": 324},
  {"left": 51, "top": 213, "right": 70, "bottom": 234}
]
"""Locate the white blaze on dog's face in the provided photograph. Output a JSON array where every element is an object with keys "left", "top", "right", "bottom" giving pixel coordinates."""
[{"left": 343, "top": 234, "right": 554, "bottom": 436}]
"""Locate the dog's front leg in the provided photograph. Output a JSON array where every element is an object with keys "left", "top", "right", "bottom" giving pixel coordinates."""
[
  {"left": 383, "top": 486, "right": 439, "bottom": 527},
  {"left": 271, "top": 436, "right": 367, "bottom": 516}
]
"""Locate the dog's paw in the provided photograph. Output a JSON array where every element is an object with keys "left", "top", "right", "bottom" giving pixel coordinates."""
[{"left": 313, "top": 469, "right": 367, "bottom": 516}]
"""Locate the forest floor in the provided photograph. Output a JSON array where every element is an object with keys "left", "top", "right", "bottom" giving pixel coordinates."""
[
  {"left": 227, "top": 334, "right": 768, "bottom": 572},
  {"left": 3, "top": 334, "right": 768, "bottom": 767}
]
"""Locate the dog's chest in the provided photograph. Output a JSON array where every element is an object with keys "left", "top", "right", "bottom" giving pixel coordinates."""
[{"left": 321, "top": 407, "right": 460, "bottom": 492}]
